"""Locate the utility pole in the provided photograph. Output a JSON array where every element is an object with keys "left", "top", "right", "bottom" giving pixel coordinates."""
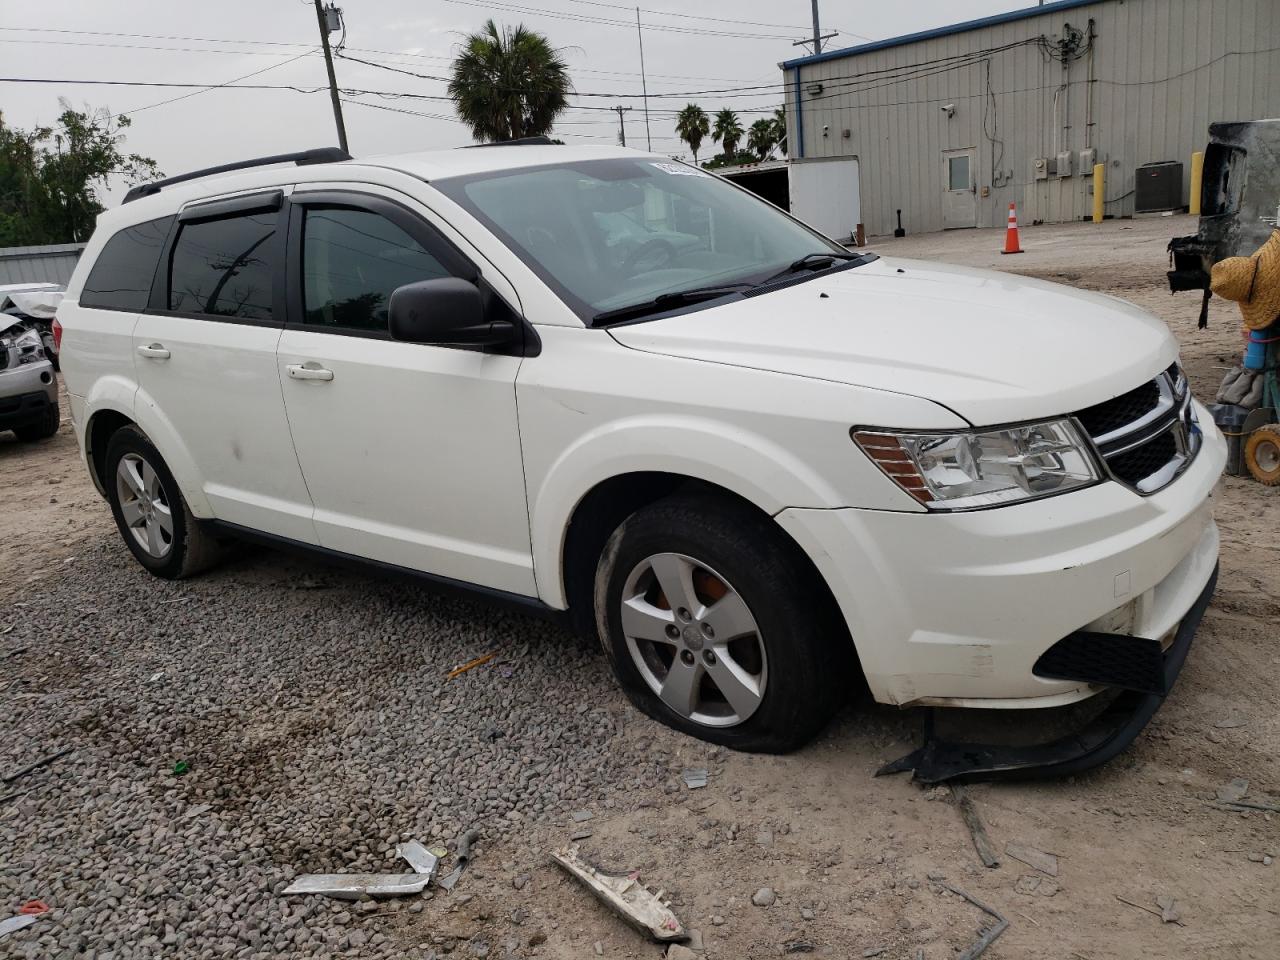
[
  {"left": 313, "top": 0, "right": 349, "bottom": 153},
  {"left": 636, "top": 8, "right": 652, "bottom": 151},
  {"left": 612, "top": 105, "right": 633, "bottom": 147},
  {"left": 792, "top": 0, "right": 837, "bottom": 55}
]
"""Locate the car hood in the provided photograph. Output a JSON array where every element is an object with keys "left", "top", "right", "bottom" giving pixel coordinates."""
[{"left": 607, "top": 256, "right": 1178, "bottom": 426}]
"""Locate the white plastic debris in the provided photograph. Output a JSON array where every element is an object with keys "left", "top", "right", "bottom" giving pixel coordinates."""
[
  {"left": 551, "top": 845, "right": 687, "bottom": 943},
  {"left": 397, "top": 839, "right": 440, "bottom": 880},
  {"left": 282, "top": 873, "right": 431, "bottom": 900},
  {"left": 0, "top": 915, "right": 40, "bottom": 938}
]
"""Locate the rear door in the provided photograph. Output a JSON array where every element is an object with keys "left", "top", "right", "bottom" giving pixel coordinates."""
[
  {"left": 275, "top": 187, "right": 535, "bottom": 595},
  {"left": 132, "top": 190, "right": 316, "bottom": 542}
]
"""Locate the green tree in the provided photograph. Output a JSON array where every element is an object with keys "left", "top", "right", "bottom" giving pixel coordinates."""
[
  {"left": 712, "top": 109, "right": 743, "bottom": 159},
  {"left": 675, "top": 103, "right": 710, "bottom": 164},
  {"left": 747, "top": 118, "right": 776, "bottom": 160},
  {"left": 771, "top": 107, "right": 788, "bottom": 157},
  {"left": 448, "top": 20, "right": 571, "bottom": 142},
  {"left": 0, "top": 101, "right": 159, "bottom": 245}
]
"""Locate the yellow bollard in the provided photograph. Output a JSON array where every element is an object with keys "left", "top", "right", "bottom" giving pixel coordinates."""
[
  {"left": 1189, "top": 150, "right": 1204, "bottom": 217},
  {"left": 1092, "top": 163, "right": 1105, "bottom": 223}
]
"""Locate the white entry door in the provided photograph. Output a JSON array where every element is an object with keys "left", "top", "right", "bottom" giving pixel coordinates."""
[{"left": 942, "top": 149, "right": 977, "bottom": 229}]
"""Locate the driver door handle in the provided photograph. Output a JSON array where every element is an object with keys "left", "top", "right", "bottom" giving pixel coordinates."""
[
  {"left": 286, "top": 362, "right": 334, "bottom": 382},
  {"left": 136, "top": 343, "right": 170, "bottom": 359}
]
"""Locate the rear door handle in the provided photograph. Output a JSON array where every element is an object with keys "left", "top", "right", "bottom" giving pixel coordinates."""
[
  {"left": 286, "top": 362, "right": 334, "bottom": 382},
  {"left": 136, "top": 343, "right": 170, "bottom": 359}
]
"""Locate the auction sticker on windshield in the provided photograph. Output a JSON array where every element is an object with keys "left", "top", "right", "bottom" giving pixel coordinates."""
[{"left": 650, "top": 162, "right": 704, "bottom": 177}]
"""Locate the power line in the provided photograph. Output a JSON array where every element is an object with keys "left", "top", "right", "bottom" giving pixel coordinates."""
[
  {"left": 565, "top": 0, "right": 868, "bottom": 39},
  {"left": 438, "top": 0, "right": 801, "bottom": 41}
]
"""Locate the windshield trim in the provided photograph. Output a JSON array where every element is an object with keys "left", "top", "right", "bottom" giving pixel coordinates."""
[{"left": 431, "top": 159, "right": 852, "bottom": 326}]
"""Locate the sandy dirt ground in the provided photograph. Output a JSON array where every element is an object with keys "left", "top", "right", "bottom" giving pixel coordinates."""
[{"left": 2, "top": 214, "right": 1277, "bottom": 959}]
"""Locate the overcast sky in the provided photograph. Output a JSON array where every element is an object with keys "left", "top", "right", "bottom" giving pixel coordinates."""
[{"left": 3, "top": 0, "right": 1032, "bottom": 203}]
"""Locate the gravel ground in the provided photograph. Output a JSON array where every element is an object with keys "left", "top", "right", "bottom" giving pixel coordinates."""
[
  {"left": 0, "top": 540, "right": 684, "bottom": 958},
  {"left": 3, "top": 214, "right": 1278, "bottom": 960}
]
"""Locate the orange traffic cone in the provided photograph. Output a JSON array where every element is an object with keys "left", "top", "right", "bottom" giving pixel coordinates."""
[{"left": 1001, "top": 202, "right": 1023, "bottom": 255}]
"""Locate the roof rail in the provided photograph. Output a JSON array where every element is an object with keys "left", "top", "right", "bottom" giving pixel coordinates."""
[
  {"left": 462, "top": 136, "right": 559, "bottom": 148},
  {"left": 121, "top": 147, "right": 352, "bottom": 204}
]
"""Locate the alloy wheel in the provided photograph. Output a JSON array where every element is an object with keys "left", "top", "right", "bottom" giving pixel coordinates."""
[
  {"left": 619, "top": 552, "right": 767, "bottom": 727},
  {"left": 115, "top": 453, "right": 174, "bottom": 559}
]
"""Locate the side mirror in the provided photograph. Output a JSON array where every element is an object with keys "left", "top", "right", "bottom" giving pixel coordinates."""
[{"left": 388, "top": 277, "right": 516, "bottom": 347}]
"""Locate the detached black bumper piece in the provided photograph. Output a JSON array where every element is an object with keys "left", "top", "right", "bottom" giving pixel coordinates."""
[
  {"left": 0, "top": 389, "right": 53, "bottom": 431},
  {"left": 877, "top": 563, "right": 1218, "bottom": 785}
]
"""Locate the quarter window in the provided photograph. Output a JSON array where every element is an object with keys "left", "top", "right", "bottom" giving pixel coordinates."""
[
  {"left": 301, "top": 206, "right": 450, "bottom": 333},
  {"left": 169, "top": 212, "right": 277, "bottom": 321},
  {"left": 80, "top": 216, "right": 174, "bottom": 311}
]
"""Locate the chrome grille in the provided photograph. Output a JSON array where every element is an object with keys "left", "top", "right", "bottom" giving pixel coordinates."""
[{"left": 1074, "top": 364, "right": 1200, "bottom": 495}]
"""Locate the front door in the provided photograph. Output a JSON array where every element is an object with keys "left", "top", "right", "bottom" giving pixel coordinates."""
[
  {"left": 276, "top": 188, "right": 536, "bottom": 596},
  {"left": 942, "top": 148, "right": 977, "bottom": 229},
  {"left": 133, "top": 193, "right": 317, "bottom": 543}
]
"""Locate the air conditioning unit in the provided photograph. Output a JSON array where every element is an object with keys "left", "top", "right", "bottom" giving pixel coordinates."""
[
  {"left": 1056, "top": 151, "right": 1074, "bottom": 178},
  {"left": 1078, "top": 148, "right": 1097, "bottom": 173},
  {"left": 1033, "top": 157, "right": 1049, "bottom": 180}
]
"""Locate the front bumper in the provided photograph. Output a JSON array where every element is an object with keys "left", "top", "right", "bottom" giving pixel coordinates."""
[{"left": 776, "top": 400, "right": 1227, "bottom": 708}]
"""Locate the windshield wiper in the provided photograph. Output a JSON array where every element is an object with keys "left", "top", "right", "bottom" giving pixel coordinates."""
[
  {"left": 592, "top": 283, "right": 753, "bottom": 325},
  {"left": 759, "top": 250, "right": 862, "bottom": 286}
]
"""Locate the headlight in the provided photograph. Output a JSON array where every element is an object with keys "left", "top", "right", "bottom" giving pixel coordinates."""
[
  {"left": 13, "top": 328, "right": 45, "bottom": 363},
  {"left": 853, "top": 418, "right": 1101, "bottom": 510}
]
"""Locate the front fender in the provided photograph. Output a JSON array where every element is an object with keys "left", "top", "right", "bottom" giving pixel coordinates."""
[{"left": 530, "top": 414, "right": 851, "bottom": 609}]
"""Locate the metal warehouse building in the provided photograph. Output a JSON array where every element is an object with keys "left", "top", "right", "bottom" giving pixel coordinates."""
[{"left": 780, "top": 0, "right": 1280, "bottom": 237}]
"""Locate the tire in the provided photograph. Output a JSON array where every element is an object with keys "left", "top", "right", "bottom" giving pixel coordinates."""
[
  {"left": 104, "top": 425, "right": 222, "bottom": 579},
  {"left": 14, "top": 401, "right": 59, "bottom": 441},
  {"left": 594, "top": 493, "right": 845, "bottom": 753},
  {"left": 1244, "top": 424, "right": 1280, "bottom": 486}
]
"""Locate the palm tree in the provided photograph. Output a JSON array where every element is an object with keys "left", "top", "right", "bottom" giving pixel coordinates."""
[
  {"left": 448, "top": 20, "right": 571, "bottom": 142},
  {"left": 747, "top": 119, "right": 775, "bottom": 160},
  {"left": 713, "top": 109, "right": 744, "bottom": 159},
  {"left": 675, "top": 104, "right": 710, "bottom": 164},
  {"left": 770, "top": 107, "right": 788, "bottom": 157}
]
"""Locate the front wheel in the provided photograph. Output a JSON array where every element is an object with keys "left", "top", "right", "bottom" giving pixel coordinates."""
[
  {"left": 594, "top": 494, "right": 845, "bottom": 753},
  {"left": 104, "top": 426, "right": 222, "bottom": 579},
  {"left": 14, "top": 401, "right": 59, "bottom": 441}
]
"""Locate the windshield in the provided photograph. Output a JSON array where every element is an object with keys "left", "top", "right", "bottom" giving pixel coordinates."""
[{"left": 433, "top": 157, "right": 849, "bottom": 323}]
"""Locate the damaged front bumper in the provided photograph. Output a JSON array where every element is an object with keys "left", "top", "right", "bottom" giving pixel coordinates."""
[{"left": 877, "top": 561, "right": 1218, "bottom": 783}]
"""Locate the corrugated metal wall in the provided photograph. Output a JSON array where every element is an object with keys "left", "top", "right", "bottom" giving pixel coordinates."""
[
  {"left": 0, "top": 244, "right": 86, "bottom": 285},
  {"left": 786, "top": 0, "right": 1280, "bottom": 236}
]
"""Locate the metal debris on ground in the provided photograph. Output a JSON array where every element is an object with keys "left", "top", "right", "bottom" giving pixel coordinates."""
[
  {"left": 1003, "top": 841, "right": 1058, "bottom": 876},
  {"left": 282, "top": 872, "right": 432, "bottom": 900},
  {"left": 397, "top": 839, "right": 441, "bottom": 881},
  {"left": 1114, "top": 894, "right": 1186, "bottom": 926},
  {"left": 550, "top": 845, "right": 688, "bottom": 943},
  {"left": 2, "top": 746, "right": 74, "bottom": 784},
  {"left": 447, "top": 652, "right": 498, "bottom": 679},
  {"left": 951, "top": 785, "right": 1000, "bottom": 868},
  {"left": 0, "top": 914, "right": 40, "bottom": 938},
  {"left": 929, "top": 876, "right": 1009, "bottom": 960},
  {"left": 438, "top": 827, "right": 480, "bottom": 890},
  {"left": 682, "top": 768, "right": 708, "bottom": 789}
]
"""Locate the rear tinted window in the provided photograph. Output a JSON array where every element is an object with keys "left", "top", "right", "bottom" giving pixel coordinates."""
[
  {"left": 168, "top": 212, "right": 277, "bottom": 321},
  {"left": 80, "top": 216, "right": 174, "bottom": 311}
]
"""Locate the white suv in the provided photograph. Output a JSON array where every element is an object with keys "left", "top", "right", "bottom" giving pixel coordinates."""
[{"left": 58, "top": 144, "right": 1225, "bottom": 778}]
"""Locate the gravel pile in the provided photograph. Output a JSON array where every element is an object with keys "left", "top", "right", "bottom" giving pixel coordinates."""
[{"left": 1, "top": 539, "right": 667, "bottom": 958}]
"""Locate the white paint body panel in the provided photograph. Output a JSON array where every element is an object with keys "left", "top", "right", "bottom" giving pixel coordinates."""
[
  {"left": 788, "top": 157, "right": 861, "bottom": 242},
  {"left": 56, "top": 144, "right": 1224, "bottom": 710}
]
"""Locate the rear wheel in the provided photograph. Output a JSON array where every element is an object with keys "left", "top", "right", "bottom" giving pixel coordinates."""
[
  {"left": 594, "top": 494, "right": 845, "bottom": 753},
  {"left": 104, "top": 426, "right": 222, "bottom": 579},
  {"left": 14, "top": 401, "right": 59, "bottom": 441}
]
